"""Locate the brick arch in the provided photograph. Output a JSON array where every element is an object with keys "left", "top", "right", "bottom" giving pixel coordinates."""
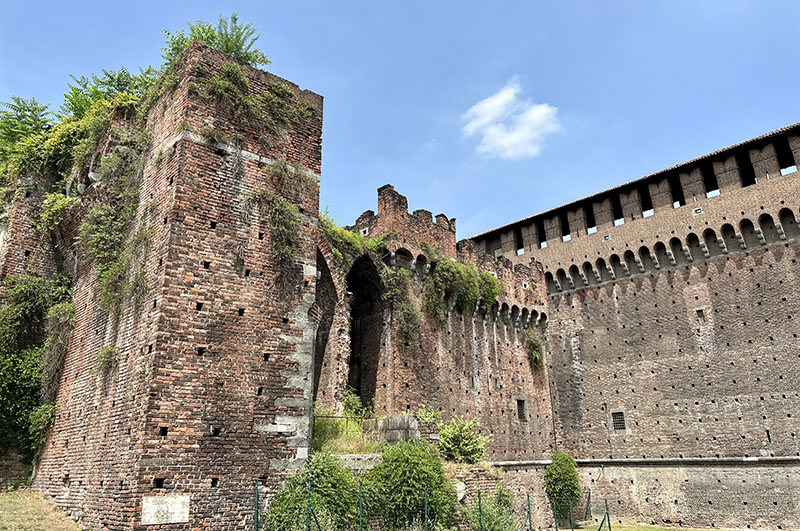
[
  {"left": 758, "top": 213, "right": 781, "bottom": 244},
  {"left": 779, "top": 208, "right": 800, "bottom": 239}
]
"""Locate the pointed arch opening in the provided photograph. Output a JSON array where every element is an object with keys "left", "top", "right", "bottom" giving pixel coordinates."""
[{"left": 346, "top": 255, "right": 384, "bottom": 405}]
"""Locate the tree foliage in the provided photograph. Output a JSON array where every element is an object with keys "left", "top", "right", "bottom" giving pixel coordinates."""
[
  {"left": 544, "top": 451, "right": 583, "bottom": 518},
  {"left": 0, "top": 97, "right": 52, "bottom": 166}
]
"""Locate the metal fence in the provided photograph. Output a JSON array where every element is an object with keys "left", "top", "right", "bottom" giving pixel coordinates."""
[{"left": 551, "top": 498, "right": 611, "bottom": 531}]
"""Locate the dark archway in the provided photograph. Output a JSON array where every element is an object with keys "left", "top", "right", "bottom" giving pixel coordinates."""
[{"left": 346, "top": 255, "right": 383, "bottom": 406}]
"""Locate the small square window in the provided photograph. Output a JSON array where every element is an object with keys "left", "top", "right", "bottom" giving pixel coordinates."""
[
  {"left": 696, "top": 309, "right": 706, "bottom": 324},
  {"left": 159, "top": 426, "right": 168, "bottom": 437},
  {"left": 153, "top": 478, "right": 165, "bottom": 489}
]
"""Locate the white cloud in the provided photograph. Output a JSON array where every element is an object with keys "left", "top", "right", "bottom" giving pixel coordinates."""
[{"left": 462, "top": 77, "right": 561, "bottom": 159}]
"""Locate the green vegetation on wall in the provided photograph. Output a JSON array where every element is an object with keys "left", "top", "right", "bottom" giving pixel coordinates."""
[
  {"left": 0, "top": 273, "right": 72, "bottom": 460},
  {"left": 319, "top": 211, "right": 387, "bottom": 265},
  {"left": 381, "top": 268, "right": 421, "bottom": 348},
  {"left": 523, "top": 326, "right": 544, "bottom": 369},
  {"left": 421, "top": 243, "right": 504, "bottom": 324}
]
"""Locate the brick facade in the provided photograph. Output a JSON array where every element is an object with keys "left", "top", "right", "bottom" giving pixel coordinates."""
[{"left": 475, "top": 124, "right": 800, "bottom": 527}]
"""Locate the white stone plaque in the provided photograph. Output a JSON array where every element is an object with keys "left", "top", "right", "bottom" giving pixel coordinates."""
[{"left": 141, "top": 494, "right": 190, "bottom": 525}]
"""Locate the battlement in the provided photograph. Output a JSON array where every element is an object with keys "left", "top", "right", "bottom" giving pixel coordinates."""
[
  {"left": 352, "top": 184, "right": 457, "bottom": 259},
  {"left": 472, "top": 123, "right": 800, "bottom": 268}
]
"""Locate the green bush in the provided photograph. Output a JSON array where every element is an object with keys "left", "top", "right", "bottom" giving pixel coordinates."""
[
  {"left": 38, "top": 193, "right": 76, "bottom": 233},
  {"left": 461, "top": 484, "right": 516, "bottom": 531},
  {"left": 416, "top": 405, "right": 442, "bottom": 423},
  {"left": 437, "top": 416, "right": 491, "bottom": 464},
  {"left": 262, "top": 451, "right": 358, "bottom": 531},
  {"left": 523, "top": 327, "right": 544, "bottom": 369},
  {"left": 544, "top": 451, "right": 582, "bottom": 518},
  {"left": 364, "top": 440, "right": 456, "bottom": 530},
  {"left": 40, "top": 302, "right": 75, "bottom": 404}
]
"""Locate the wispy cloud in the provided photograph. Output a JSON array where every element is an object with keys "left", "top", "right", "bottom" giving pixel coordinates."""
[{"left": 462, "top": 77, "right": 561, "bottom": 159}]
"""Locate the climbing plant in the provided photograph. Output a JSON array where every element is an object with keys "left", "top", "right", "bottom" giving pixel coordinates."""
[
  {"left": 381, "top": 267, "right": 421, "bottom": 348},
  {"left": 0, "top": 273, "right": 71, "bottom": 460},
  {"left": 421, "top": 243, "right": 503, "bottom": 324},
  {"left": 523, "top": 326, "right": 544, "bottom": 369}
]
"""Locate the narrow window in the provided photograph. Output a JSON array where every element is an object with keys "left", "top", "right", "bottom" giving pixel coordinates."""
[
  {"left": 516, "top": 399, "right": 527, "bottom": 422},
  {"left": 514, "top": 225, "right": 524, "bottom": 255},
  {"left": 536, "top": 219, "right": 547, "bottom": 249},
  {"left": 584, "top": 203, "right": 597, "bottom": 234},
  {"left": 611, "top": 410, "right": 627, "bottom": 433},
  {"left": 639, "top": 186, "right": 654, "bottom": 218},
  {"left": 696, "top": 309, "right": 706, "bottom": 324},
  {"left": 559, "top": 212, "right": 571, "bottom": 241},
  {"left": 774, "top": 136, "right": 797, "bottom": 175}
]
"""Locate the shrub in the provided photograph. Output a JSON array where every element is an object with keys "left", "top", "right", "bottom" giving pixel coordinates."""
[
  {"left": 416, "top": 405, "right": 442, "bottom": 423},
  {"left": 523, "top": 327, "right": 544, "bottom": 369},
  {"left": 364, "top": 440, "right": 456, "bottom": 530},
  {"left": 262, "top": 451, "right": 358, "bottom": 531},
  {"left": 40, "top": 302, "right": 75, "bottom": 404},
  {"left": 437, "top": 416, "right": 491, "bottom": 464},
  {"left": 461, "top": 484, "right": 516, "bottom": 531},
  {"left": 162, "top": 13, "right": 270, "bottom": 69},
  {"left": 38, "top": 193, "right": 76, "bottom": 233},
  {"left": 544, "top": 451, "right": 582, "bottom": 518}
]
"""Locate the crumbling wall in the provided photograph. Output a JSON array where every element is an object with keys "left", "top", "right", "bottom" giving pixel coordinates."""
[{"left": 30, "top": 42, "right": 324, "bottom": 530}]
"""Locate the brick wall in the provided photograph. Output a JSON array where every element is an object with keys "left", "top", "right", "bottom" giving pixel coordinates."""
[
  {"left": 30, "top": 42, "right": 325, "bottom": 529},
  {"left": 316, "top": 187, "right": 553, "bottom": 462},
  {"left": 476, "top": 126, "right": 800, "bottom": 526}
]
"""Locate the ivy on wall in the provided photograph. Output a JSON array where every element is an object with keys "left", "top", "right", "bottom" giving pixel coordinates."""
[
  {"left": 381, "top": 268, "right": 421, "bottom": 348},
  {"left": 421, "top": 243, "right": 504, "bottom": 324}
]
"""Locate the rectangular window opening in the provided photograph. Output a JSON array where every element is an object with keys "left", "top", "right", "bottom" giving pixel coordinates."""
[
  {"left": 700, "top": 161, "right": 719, "bottom": 198},
  {"left": 513, "top": 225, "right": 524, "bottom": 254},
  {"left": 559, "top": 212, "right": 571, "bottom": 241},
  {"left": 638, "top": 185, "right": 654, "bottom": 216},
  {"left": 611, "top": 411, "right": 627, "bottom": 432},
  {"left": 516, "top": 399, "right": 527, "bottom": 422},
  {"left": 535, "top": 219, "right": 547, "bottom": 249},
  {"left": 642, "top": 209, "right": 654, "bottom": 218},
  {"left": 562, "top": 234, "right": 572, "bottom": 242},
  {"left": 587, "top": 226, "right": 598, "bottom": 235},
  {"left": 774, "top": 136, "right": 796, "bottom": 172}
]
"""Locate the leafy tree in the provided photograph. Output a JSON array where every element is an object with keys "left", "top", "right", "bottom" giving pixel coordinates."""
[
  {"left": 544, "top": 451, "right": 583, "bottom": 518},
  {"left": 437, "top": 415, "right": 492, "bottom": 464},
  {"left": 162, "top": 13, "right": 270, "bottom": 68},
  {"left": 0, "top": 97, "right": 52, "bottom": 165},
  {"left": 60, "top": 67, "right": 158, "bottom": 118}
]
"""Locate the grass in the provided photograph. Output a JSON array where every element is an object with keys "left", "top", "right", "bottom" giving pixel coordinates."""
[
  {"left": 0, "top": 490, "right": 81, "bottom": 530},
  {"left": 311, "top": 415, "right": 385, "bottom": 454}
]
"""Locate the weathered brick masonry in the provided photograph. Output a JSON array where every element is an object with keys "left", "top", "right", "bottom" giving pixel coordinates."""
[
  {"left": 3, "top": 38, "right": 800, "bottom": 529},
  {"left": 473, "top": 124, "right": 800, "bottom": 527}
]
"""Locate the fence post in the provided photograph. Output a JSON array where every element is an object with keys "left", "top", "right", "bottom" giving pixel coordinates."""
[
  {"left": 478, "top": 490, "right": 483, "bottom": 531},
  {"left": 606, "top": 500, "right": 611, "bottom": 531},
  {"left": 424, "top": 488, "right": 428, "bottom": 531},
  {"left": 306, "top": 480, "right": 312, "bottom": 531},
  {"left": 569, "top": 500, "right": 574, "bottom": 530},
  {"left": 359, "top": 482, "right": 363, "bottom": 531},
  {"left": 254, "top": 479, "right": 259, "bottom": 531},
  {"left": 552, "top": 500, "right": 559, "bottom": 531},
  {"left": 527, "top": 493, "right": 532, "bottom": 531}
]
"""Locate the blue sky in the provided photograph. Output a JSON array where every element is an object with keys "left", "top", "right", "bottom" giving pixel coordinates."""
[{"left": 2, "top": 1, "right": 800, "bottom": 238}]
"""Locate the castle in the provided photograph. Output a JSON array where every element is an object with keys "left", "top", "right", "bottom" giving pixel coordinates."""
[{"left": 0, "top": 42, "right": 798, "bottom": 529}]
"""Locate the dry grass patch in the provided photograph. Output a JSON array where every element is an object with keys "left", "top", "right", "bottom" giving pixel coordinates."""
[{"left": 0, "top": 490, "right": 81, "bottom": 531}]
